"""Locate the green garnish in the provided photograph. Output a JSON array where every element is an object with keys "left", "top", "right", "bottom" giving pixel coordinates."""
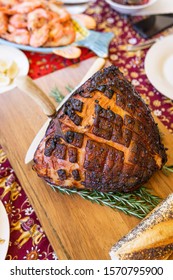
[{"left": 50, "top": 185, "right": 161, "bottom": 219}]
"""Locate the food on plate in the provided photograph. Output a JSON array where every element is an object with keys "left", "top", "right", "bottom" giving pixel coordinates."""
[
  {"left": 0, "top": 58, "right": 19, "bottom": 87},
  {"left": 0, "top": 238, "right": 5, "bottom": 244},
  {"left": 53, "top": 46, "right": 81, "bottom": 59},
  {"left": 110, "top": 193, "right": 173, "bottom": 260},
  {"left": 112, "top": 0, "right": 149, "bottom": 5},
  {"left": 0, "top": 73, "right": 10, "bottom": 87},
  {"left": 33, "top": 65, "right": 167, "bottom": 192},
  {"left": 6, "top": 61, "right": 19, "bottom": 79},
  {"left": 73, "top": 14, "right": 96, "bottom": 30},
  {"left": 0, "top": 58, "right": 12, "bottom": 72},
  {"left": 0, "top": 11, "right": 8, "bottom": 35},
  {"left": 0, "top": 0, "right": 76, "bottom": 47}
]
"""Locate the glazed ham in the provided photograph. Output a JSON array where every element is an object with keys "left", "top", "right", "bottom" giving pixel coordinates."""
[{"left": 33, "top": 66, "right": 167, "bottom": 192}]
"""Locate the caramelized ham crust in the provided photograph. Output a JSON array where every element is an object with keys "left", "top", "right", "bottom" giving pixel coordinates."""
[{"left": 33, "top": 66, "right": 167, "bottom": 192}]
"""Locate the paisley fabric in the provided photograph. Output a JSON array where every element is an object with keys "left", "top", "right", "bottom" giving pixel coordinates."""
[
  {"left": 0, "top": 147, "right": 57, "bottom": 260},
  {"left": 0, "top": 0, "right": 172, "bottom": 260}
]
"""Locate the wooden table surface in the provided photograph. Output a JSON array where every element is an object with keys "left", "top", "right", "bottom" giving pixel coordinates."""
[{"left": 0, "top": 57, "right": 173, "bottom": 260}]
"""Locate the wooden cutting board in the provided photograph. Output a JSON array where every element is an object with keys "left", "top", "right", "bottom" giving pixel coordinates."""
[{"left": 0, "top": 57, "right": 173, "bottom": 260}]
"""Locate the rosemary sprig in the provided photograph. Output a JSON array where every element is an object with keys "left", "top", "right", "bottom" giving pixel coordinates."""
[
  {"left": 49, "top": 184, "right": 161, "bottom": 219},
  {"left": 65, "top": 85, "right": 73, "bottom": 93},
  {"left": 50, "top": 85, "right": 73, "bottom": 103},
  {"left": 162, "top": 165, "right": 173, "bottom": 176},
  {"left": 50, "top": 87, "right": 64, "bottom": 103}
]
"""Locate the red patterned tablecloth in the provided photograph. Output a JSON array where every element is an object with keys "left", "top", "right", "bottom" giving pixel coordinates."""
[
  {"left": 0, "top": 0, "right": 173, "bottom": 260},
  {"left": 0, "top": 147, "right": 56, "bottom": 260}
]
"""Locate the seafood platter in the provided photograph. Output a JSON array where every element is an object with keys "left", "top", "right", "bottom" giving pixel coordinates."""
[{"left": 0, "top": 0, "right": 114, "bottom": 57}]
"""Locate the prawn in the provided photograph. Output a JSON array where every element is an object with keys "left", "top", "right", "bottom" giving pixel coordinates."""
[
  {"left": 45, "top": 20, "right": 76, "bottom": 47},
  {"left": 54, "top": 21, "right": 76, "bottom": 47},
  {"left": 7, "top": 24, "right": 16, "bottom": 33},
  {"left": 0, "top": 12, "right": 8, "bottom": 35},
  {"left": 1, "top": 28, "right": 30, "bottom": 45},
  {"left": 0, "top": 0, "right": 19, "bottom": 5},
  {"left": 9, "top": 14, "right": 27, "bottom": 29},
  {"left": 44, "top": 15, "right": 64, "bottom": 47},
  {"left": 0, "top": 1, "right": 43, "bottom": 14},
  {"left": 30, "top": 24, "right": 49, "bottom": 47},
  {"left": 48, "top": 2, "right": 71, "bottom": 23},
  {"left": 27, "top": 8, "right": 50, "bottom": 30}
]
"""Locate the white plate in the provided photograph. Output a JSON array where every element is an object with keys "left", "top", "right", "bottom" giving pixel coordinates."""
[
  {"left": 144, "top": 35, "right": 173, "bottom": 100},
  {"left": 0, "top": 200, "right": 10, "bottom": 260},
  {"left": 65, "top": 4, "right": 88, "bottom": 14},
  {"left": 105, "top": 0, "right": 158, "bottom": 15},
  {"left": 62, "top": 0, "right": 89, "bottom": 3},
  {"left": 0, "top": 45, "right": 29, "bottom": 94},
  {"left": 62, "top": 0, "right": 90, "bottom": 13}
]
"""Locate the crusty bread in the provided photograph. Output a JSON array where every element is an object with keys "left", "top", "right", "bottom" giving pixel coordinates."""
[{"left": 109, "top": 194, "right": 173, "bottom": 260}]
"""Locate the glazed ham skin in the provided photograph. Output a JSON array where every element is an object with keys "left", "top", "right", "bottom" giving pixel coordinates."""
[{"left": 33, "top": 65, "right": 167, "bottom": 192}]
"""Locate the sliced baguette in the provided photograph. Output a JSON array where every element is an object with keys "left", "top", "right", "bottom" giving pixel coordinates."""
[{"left": 109, "top": 193, "right": 173, "bottom": 260}]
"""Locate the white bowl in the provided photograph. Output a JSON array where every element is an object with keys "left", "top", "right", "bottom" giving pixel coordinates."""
[
  {"left": 61, "top": 0, "right": 91, "bottom": 14},
  {"left": 105, "top": 0, "right": 158, "bottom": 15},
  {"left": 61, "top": 0, "right": 89, "bottom": 3}
]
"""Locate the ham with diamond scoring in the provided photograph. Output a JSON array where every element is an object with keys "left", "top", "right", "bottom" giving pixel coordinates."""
[{"left": 33, "top": 65, "right": 167, "bottom": 192}]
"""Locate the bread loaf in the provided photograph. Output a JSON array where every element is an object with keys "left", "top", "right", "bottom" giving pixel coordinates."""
[{"left": 109, "top": 194, "right": 173, "bottom": 260}]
